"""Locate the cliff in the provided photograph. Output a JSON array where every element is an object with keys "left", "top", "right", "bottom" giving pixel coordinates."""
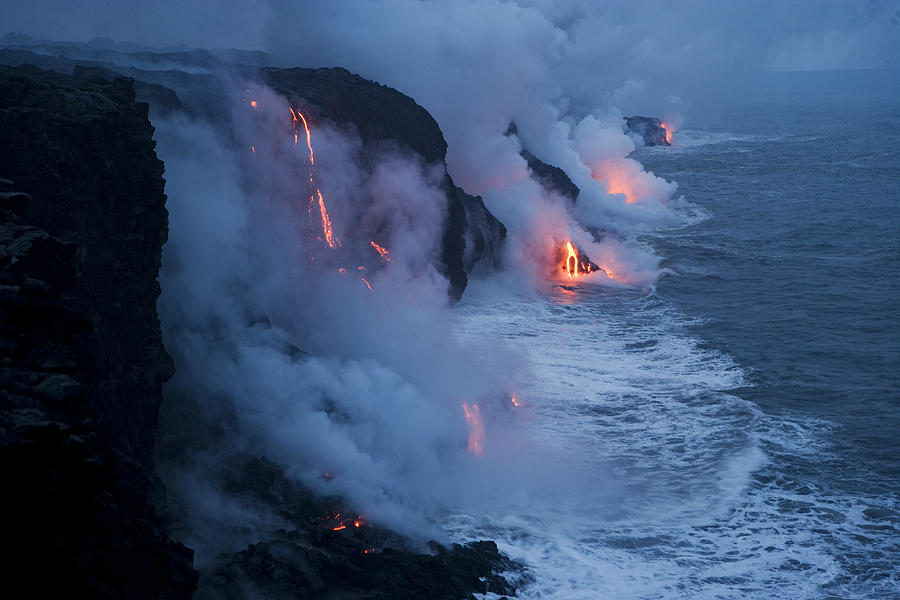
[
  {"left": 505, "top": 123, "right": 580, "bottom": 203},
  {"left": 0, "top": 66, "right": 196, "bottom": 598},
  {"left": 0, "top": 60, "right": 520, "bottom": 599},
  {"left": 261, "top": 66, "right": 505, "bottom": 298},
  {"left": 0, "top": 46, "right": 508, "bottom": 300}
]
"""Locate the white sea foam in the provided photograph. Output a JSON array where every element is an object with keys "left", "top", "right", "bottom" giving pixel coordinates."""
[{"left": 446, "top": 281, "right": 897, "bottom": 599}]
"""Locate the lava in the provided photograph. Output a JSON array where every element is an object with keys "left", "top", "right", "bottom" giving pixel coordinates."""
[
  {"left": 563, "top": 241, "right": 593, "bottom": 278},
  {"left": 462, "top": 402, "right": 485, "bottom": 456},
  {"left": 317, "top": 189, "right": 341, "bottom": 247},
  {"left": 288, "top": 106, "right": 341, "bottom": 248},
  {"left": 291, "top": 107, "right": 315, "bottom": 165},
  {"left": 557, "top": 240, "right": 619, "bottom": 282},
  {"left": 510, "top": 396, "right": 519, "bottom": 407},
  {"left": 370, "top": 241, "right": 393, "bottom": 262},
  {"left": 660, "top": 122, "right": 674, "bottom": 144}
]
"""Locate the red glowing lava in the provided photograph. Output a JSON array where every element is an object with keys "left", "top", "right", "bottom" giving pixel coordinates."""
[
  {"left": 558, "top": 240, "right": 619, "bottom": 282},
  {"left": 370, "top": 241, "right": 393, "bottom": 262},
  {"left": 562, "top": 241, "right": 594, "bottom": 278},
  {"left": 288, "top": 106, "right": 341, "bottom": 248},
  {"left": 660, "top": 122, "right": 674, "bottom": 144},
  {"left": 462, "top": 402, "right": 485, "bottom": 456}
]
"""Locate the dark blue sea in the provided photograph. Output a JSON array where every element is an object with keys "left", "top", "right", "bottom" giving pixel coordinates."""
[{"left": 451, "top": 70, "right": 900, "bottom": 599}]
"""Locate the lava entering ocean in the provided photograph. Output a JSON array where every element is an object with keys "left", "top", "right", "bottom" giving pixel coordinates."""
[
  {"left": 462, "top": 402, "right": 485, "bottom": 456},
  {"left": 660, "top": 121, "right": 674, "bottom": 144},
  {"left": 558, "top": 240, "right": 607, "bottom": 280}
]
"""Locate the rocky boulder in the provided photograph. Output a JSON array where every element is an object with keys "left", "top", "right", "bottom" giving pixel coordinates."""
[{"left": 624, "top": 115, "right": 670, "bottom": 146}]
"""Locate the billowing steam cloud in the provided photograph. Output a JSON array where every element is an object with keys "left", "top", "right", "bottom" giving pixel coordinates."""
[{"left": 154, "top": 87, "right": 533, "bottom": 562}]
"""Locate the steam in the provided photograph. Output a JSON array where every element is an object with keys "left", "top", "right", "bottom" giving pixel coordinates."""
[
  {"left": 260, "top": 1, "right": 696, "bottom": 288},
  {"left": 155, "top": 88, "right": 536, "bottom": 562}
]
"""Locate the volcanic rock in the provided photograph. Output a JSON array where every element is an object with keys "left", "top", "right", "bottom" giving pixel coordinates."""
[
  {"left": 0, "top": 60, "right": 522, "bottom": 599},
  {"left": 262, "top": 66, "right": 505, "bottom": 298},
  {"left": 624, "top": 115, "right": 669, "bottom": 146},
  {"left": 0, "top": 45, "right": 508, "bottom": 300},
  {"left": 0, "top": 67, "right": 196, "bottom": 598},
  {"left": 198, "top": 456, "right": 525, "bottom": 600},
  {"left": 506, "top": 123, "right": 580, "bottom": 202}
]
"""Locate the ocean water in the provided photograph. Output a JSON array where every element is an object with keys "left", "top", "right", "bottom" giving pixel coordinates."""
[{"left": 449, "top": 72, "right": 900, "bottom": 599}]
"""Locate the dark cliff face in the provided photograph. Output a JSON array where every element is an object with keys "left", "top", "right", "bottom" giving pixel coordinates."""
[
  {"left": 0, "top": 51, "right": 519, "bottom": 599},
  {"left": 262, "top": 67, "right": 448, "bottom": 165},
  {"left": 0, "top": 65, "right": 173, "bottom": 471},
  {"left": 0, "top": 46, "right": 507, "bottom": 300},
  {"left": 624, "top": 115, "right": 670, "bottom": 147},
  {"left": 0, "top": 66, "right": 196, "bottom": 598},
  {"left": 506, "top": 123, "right": 580, "bottom": 203},
  {"left": 260, "top": 66, "right": 501, "bottom": 298}
]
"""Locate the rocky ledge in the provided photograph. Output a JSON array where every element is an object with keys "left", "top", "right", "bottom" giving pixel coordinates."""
[{"left": 624, "top": 115, "right": 670, "bottom": 146}]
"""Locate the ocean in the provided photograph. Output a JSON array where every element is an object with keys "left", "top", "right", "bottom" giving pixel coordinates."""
[{"left": 449, "top": 70, "right": 900, "bottom": 599}]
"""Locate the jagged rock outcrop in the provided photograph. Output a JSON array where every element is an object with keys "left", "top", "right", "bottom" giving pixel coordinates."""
[
  {"left": 624, "top": 115, "right": 669, "bottom": 147},
  {"left": 197, "top": 457, "right": 523, "bottom": 600},
  {"left": 505, "top": 123, "right": 580, "bottom": 203},
  {"left": 0, "top": 67, "right": 196, "bottom": 597},
  {"left": 262, "top": 66, "right": 504, "bottom": 298}
]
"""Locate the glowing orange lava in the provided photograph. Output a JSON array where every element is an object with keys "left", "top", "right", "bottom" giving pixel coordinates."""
[
  {"left": 361, "top": 278, "right": 373, "bottom": 292},
  {"left": 563, "top": 241, "right": 593, "bottom": 278},
  {"left": 250, "top": 100, "right": 258, "bottom": 108},
  {"left": 462, "top": 402, "right": 485, "bottom": 456},
  {"left": 289, "top": 106, "right": 341, "bottom": 248},
  {"left": 292, "top": 107, "right": 315, "bottom": 165},
  {"left": 370, "top": 241, "right": 393, "bottom": 262},
  {"left": 333, "top": 525, "right": 346, "bottom": 531},
  {"left": 660, "top": 122, "right": 673, "bottom": 144},
  {"left": 511, "top": 396, "right": 519, "bottom": 407},
  {"left": 317, "top": 189, "right": 341, "bottom": 247}
]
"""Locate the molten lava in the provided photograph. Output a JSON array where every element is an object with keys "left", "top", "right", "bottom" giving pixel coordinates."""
[
  {"left": 462, "top": 402, "right": 485, "bottom": 456},
  {"left": 557, "top": 241, "right": 619, "bottom": 281},
  {"left": 510, "top": 396, "right": 520, "bottom": 407},
  {"left": 660, "top": 122, "right": 673, "bottom": 144},
  {"left": 562, "top": 241, "right": 594, "bottom": 278},
  {"left": 288, "top": 106, "right": 341, "bottom": 248},
  {"left": 370, "top": 241, "right": 393, "bottom": 262},
  {"left": 317, "top": 190, "right": 341, "bottom": 247}
]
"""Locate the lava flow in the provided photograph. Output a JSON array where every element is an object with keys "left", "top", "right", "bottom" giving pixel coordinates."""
[
  {"left": 370, "top": 241, "right": 393, "bottom": 263},
  {"left": 462, "top": 402, "right": 485, "bottom": 456},
  {"left": 561, "top": 241, "right": 596, "bottom": 278},
  {"left": 289, "top": 105, "right": 341, "bottom": 248},
  {"left": 558, "top": 241, "right": 618, "bottom": 281},
  {"left": 660, "top": 121, "right": 674, "bottom": 144}
]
